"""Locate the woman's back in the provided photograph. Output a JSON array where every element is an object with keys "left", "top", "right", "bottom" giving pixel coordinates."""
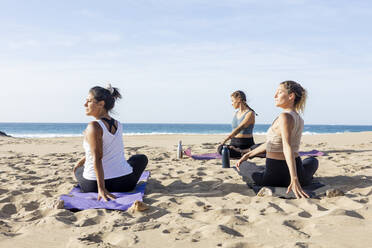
[{"left": 83, "top": 120, "right": 132, "bottom": 180}]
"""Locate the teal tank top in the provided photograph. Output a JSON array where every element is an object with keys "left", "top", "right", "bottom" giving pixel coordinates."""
[{"left": 232, "top": 111, "right": 254, "bottom": 135}]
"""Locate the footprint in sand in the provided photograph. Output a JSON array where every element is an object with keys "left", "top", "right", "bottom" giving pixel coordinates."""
[
  {"left": 0, "top": 188, "right": 9, "bottom": 194},
  {"left": 22, "top": 201, "right": 40, "bottom": 211},
  {"left": 179, "top": 211, "right": 194, "bottom": 219},
  {"left": 41, "top": 190, "right": 53, "bottom": 197},
  {"left": 131, "top": 221, "right": 161, "bottom": 232},
  {"left": 162, "top": 228, "right": 172, "bottom": 234},
  {"left": 0, "top": 203, "right": 17, "bottom": 218},
  {"left": 218, "top": 225, "right": 245, "bottom": 237},
  {"left": 197, "top": 171, "right": 207, "bottom": 176},
  {"left": 190, "top": 232, "right": 202, "bottom": 242},
  {"left": 75, "top": 232, "right": 104, "bottom": 246},
  {"left": 23, "top": 210, "right": 43, "bottom": 222},
  {"left": 25, "top": 170, "right": 37, "bottom": 175},
  {"left": 295, "top": 242, "right": 310, "bottom": 248},
  {"left": 222, "top": 241, "right": 253, "bottom": 248},
  {"left": 0, "top": 196, "right": 12, "bottom": 203},
  {"left": 102, "top": 232, "right": 138, "bottom": 247},
  {"left": 76, "top": 217, "right": 100, "bottom": 227},
  {"left": 194, "top": 201, "right": 205, "bottom": 207},
  {"left": 282, "top": 219, "right": 310, "bottom": 239},
  {"left": 298, "top": 210, "right": 312, "bottom": 218},
  {"left": 10, "top": 190, "right": 24, "bottom": 196},
  {"left": 329, "top": 209, "right": 364, "bottom": 219},
  {"left": 177, "top": 226, "right": 191, "bottom": 235},
  {"left": 0, "top": 220, "right": 12, "bottom": 234},
  {"left": 54, "top": 210, "right": 77, "bottom": 225}
]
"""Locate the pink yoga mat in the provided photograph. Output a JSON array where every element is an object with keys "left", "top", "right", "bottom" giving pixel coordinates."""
[{"left": 184, "top": 148, "right": 324, "bottom": 160}]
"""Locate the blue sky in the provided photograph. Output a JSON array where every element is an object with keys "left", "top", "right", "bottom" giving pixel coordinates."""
[{"left": 1, "top": 0, "right": 371, "bottom": 124}]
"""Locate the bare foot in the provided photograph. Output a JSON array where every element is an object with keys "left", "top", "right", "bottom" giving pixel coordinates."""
[
  {"left": 128, "top": 200, "right": 149, "bottom": 213},
  {"left": 257, "top": 187, "right": 273, "bottom": 197}
]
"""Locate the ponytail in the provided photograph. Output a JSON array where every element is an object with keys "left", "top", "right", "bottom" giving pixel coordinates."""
[
  {"left": 231, "top": 90, "right": 258, "bottom": 116},
  {"left": 280, "top": 81, "right": 307, "bottom": 114}
]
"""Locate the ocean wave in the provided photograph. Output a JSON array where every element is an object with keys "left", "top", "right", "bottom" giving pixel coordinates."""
[
  {"left": 253, "top": 132, "right": 268, "bottom": 135},
  {"left": 5, "top": 131, "right": 349, "bottom": 138},
  {"left": 302, "top": 131, "right": 318, "bottom": 135},
  {"left": 123, "top": 132, "right": 231, "bottom": 135},
  {"left": 8, "top": 133, "right": 84, "bottom": 138}
]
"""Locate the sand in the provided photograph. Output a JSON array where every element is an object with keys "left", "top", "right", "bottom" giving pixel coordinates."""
[{"left": 0, "top": 132, "right": 371, "bottom": 248}]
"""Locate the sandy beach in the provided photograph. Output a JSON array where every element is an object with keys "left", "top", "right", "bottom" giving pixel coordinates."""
[{"left": 0, "top": 132, "right": 371, "bottom": 248}]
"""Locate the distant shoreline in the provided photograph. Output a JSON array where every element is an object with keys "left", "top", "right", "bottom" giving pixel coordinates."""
[
  {"left": 2, "top": 131, "right": 372, "bottom": 140},
  {"left": 1, "top": 123, "right": 372, "bottom": 138},
  {"left": 0, "top": 122, "right": 371, "bottom": 126}
]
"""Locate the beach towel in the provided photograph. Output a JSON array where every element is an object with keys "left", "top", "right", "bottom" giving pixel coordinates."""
[
  {"left": 184, "top": 148, "right": 324, "bottom": 161},
  {"left": 235, "top": 162, "right": 329, "bottom": 198},
  {"left": 60, "top": 171, "right": 150, "bottom": 211}
]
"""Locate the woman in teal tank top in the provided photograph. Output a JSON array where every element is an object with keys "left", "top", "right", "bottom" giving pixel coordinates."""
[{"left": 217, "top": 90, "right": 258, "bottom": 159}]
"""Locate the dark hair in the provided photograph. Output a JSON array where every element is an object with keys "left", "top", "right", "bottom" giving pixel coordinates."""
[
  {"left": 89, "top": 86, "right": 122, "bottom": 112},
  {"left": 231, "top": 90, "right": 258, "bottom": 116},
  {"left": 280, "top": 80, "right": 307, "bottom": 113}
]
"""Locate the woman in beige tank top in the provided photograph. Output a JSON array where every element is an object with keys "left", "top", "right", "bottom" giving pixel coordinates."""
[{"left": 236, "top": 81, "right": 319, "bottom": 199}]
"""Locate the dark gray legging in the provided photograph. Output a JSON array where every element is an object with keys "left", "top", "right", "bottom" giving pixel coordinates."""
[
  {"left": 74, "top": 154, "right": 148, "bottom": 193},
  {"left": 217, "top": 137, "right": 256, "bottom": 159},
  {"left": 252, "top": 157, "right": 318, "bottom": 187}
]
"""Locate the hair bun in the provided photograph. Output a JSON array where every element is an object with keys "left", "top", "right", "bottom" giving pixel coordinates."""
[{"left": 106, "top": 83, "right": 114, "bottom": 94}]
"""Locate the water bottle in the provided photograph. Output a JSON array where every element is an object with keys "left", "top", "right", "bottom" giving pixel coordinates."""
[
  {"left": 177, "top": 140, "right": 183, "bottom": 159},
  {"left": 221, "top": 145, "right": 230, "bottom": 168}
]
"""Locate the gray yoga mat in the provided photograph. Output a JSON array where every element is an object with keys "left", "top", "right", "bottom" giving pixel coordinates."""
[{"left": 235, "top": 161, "right": 330, "bottom": 199}]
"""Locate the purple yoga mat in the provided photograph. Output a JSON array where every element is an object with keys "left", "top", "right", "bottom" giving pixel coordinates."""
[
  {"left": 184, "top": 148, "right": 222, "bottom": 160},
  {"left": 184, "top": 148, "right": 324, "bottom": 160},
  {"left": 60, "top": 171, "right": 150, "bottom": 211},
  {"left": 299, "top": 150, "right": 324, "bottom": 157}
]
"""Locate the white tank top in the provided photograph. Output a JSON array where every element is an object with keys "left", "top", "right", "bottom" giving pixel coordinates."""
[{"left": 83, "top": 120, "right": 133, "bottom": 180}]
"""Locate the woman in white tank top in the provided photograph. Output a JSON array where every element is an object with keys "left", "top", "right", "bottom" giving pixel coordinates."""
[
  {"left": 237, "top": 81, "right": 318, "bottom": 199},
  {"left": 73, "top": 84, "right": 148, "bottom": 201}
]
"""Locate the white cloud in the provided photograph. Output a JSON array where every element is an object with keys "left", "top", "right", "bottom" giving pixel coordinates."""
[
  {"left": 77, "top": 9, "right": 102, "bottom": 18},
  {"left": 8, "top": 39, "right": 40, "bottom": 49},
  {"left": 88, "top": 32, "right": 122, "bottom": 43}
]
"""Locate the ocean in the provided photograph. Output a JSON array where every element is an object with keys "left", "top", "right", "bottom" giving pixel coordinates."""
[{"left": 1, "top": 123, "right": 372, "bottom": 138}]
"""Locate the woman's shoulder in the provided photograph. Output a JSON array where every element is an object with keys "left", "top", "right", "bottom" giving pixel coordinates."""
[
  {"left": 278, "top": 112, "right": 293, "bottom": 119},
  {"left": 86, "top": 121, "right": 103, "bottom": 134},
  {"left": 243, "top": 110, "right": 255, "bottom": 119},
  {"left": 277, "top": 112, "right": 296, "bottom": 126}
]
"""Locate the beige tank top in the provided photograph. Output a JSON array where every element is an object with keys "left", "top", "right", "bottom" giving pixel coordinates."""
[{"left": 266, "top": 111, "right": 304, "bottom": 153}]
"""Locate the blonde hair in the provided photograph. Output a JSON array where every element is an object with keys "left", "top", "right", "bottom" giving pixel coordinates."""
[
  {"left": 231, "top": 90, "right": 258, "bottom": 115},
  {"left": 280, "top": 81, "right": 307, "bottom": 114}
]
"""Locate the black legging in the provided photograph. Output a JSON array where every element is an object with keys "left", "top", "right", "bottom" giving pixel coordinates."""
[
  {"left": 74, "top": 154, "right": 148, "bottom": 193},
  {"left": 217, "top": 137, "right": 255, "bottom": 159},
  {"left": 252, "top": 157, "right": 318, "bottom": 187}
]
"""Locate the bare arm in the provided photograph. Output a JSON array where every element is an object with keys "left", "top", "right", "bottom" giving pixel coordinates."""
[
  {"left": 236, "top": 142, "right": 266, "bottom": 169},
  {"left": 73, "top": 156, "right": 86, "bottom": 173},
  {"left": 86, "top": 122, "right": 116, "bottom": 201},
  {"left": 221, "top": 111, "right": 255, "bottom": 144},
  {"left": 279, "top": 113, "right": 309, "bottom": 199}
]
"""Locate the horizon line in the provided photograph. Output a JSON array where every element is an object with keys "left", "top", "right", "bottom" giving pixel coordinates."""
[{"left": 1, "top": 122, "right": 372, "bottom": 126}]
